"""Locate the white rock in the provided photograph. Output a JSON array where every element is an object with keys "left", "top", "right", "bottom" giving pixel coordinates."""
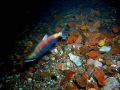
[
  {"left": 27, "top": 78, "right": 32, "bottom": 83},
  {"left": 99, "top": 46, "right": 111, "bottom": 53},
  {"left": 66, "top": 62, "right": 70, "bottom": 67},
  {"left": 68, "top": 53, "right": 82, "bottom": 66},
  {"left": 94, "top": 60, "right": 103, "bottom": 68},
  {"left": 51, "top": 57, "right": 55, "bottom": 61}
]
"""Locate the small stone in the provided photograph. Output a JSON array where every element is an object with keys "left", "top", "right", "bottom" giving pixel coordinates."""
[
  {"left": 116, "top": 66, "right": 120, "bottom": 73},
  {"left": 102, "top": 77, "right": 120, "bottom": 90},
  {"left": 94, "top": 60, "right": 103, "bottom": 68},
  {"left": 99, "top": 46, "right": 111, "bottom": 53},
  {"left": 106, "top": 60, "right": 112, "bottom": 66},
  {"left": 117, "top": 39, "right": 120, "bottom": 43},
  {"left": 116, "top": 61, "right": 120, "bottom": 66},
  {"left": 27, "top": 78, "right": 32, "bottom": 83},
  {"left": 75, "top": 76, "right": 87, "bottom": 87},
  {"left": 93, "top": 68, "right": 104, "bottom": 79},
  {"left": 54, "top": 48, "right": 59, "bottom": 55},
  {"left": 60, "top": 50, "right": 63, "bottom": 56},
  {"left": 66, "top": 62, "right": 70, "bottom": 67},
  {"left": 99, "top": 58, "right": 103, "bottom": 61},
  {"left": 68, "top": 53, "right": 82, "bottom": 66},
  {"left": 23, "top": 49, "right": 28, "bottom": 53},
  {"left": 51, "top": 57, "right": 55, "bottom": 61}
]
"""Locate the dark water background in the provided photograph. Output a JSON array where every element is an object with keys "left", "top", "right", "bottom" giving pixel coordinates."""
[{"left": 1, "top": 0, "right": 120, "bottom": 58}]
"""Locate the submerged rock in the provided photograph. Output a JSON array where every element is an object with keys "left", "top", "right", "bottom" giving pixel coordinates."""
[
  {"left": 116, "top": 66, "right": 120, "bottom": 74},
  {"left": 101, "top": 77, "right": 120, "bottom": 90},
  {"left": 97, "top": 38, "right": 106, "bottom": 47},
  {"left": 68, "top": 53, "right": 82, "bottom": 66},
  {"left": 87, "top": 50, "right": 98, "bottom": 58},
  {"left": 99, "top": 46, "right": 111, "bottom": 53},
  {"left": 112, "top": 24, "right": 120, "bottom": 33},
  {"left": 103, "top": 50, "right": 111, "bottom": 60}
]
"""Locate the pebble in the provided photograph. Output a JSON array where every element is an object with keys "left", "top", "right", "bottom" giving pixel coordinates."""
[
  {"left": 102, "top": 77, "right": 120, "bottom": 90},
  {"left": 51, "top": 57, "right": 55, "bottom": 61},
  {"left": 27, "top": 78, "right": 32, "bottom": 83},
  {"left": 99, "top": 46, "right": 111, "bottom": 53},
  {"left": 94, "top": 60, "right": 103, "bottom": 68},
  {"left": 66, "top": 62, "right": 70, "bottom": 67},
  {"left": 54, "top": 48, "right": 59, "bottom": 55},
  {"left": 116, "top": 66, "right": 120, "bottom": 73},
  {"left": 68, "top": 53, "right": 82, "bottom": 66}
]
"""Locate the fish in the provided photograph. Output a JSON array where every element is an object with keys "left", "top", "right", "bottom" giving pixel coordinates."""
[{"left": 23, "top": 27, "right": 67, "bottom": 62}]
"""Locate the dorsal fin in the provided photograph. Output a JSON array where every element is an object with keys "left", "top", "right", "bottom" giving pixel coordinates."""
[{"left": 42, "top": 34, "right": 48, "bottom": 40}]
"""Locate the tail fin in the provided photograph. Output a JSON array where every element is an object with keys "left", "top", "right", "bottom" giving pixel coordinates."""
[
  {"left": 60, "top": 27, "right": 67, "bottom": 37},
  {"left": 23, "top": 53, "right": 36, "bottom": 62}
]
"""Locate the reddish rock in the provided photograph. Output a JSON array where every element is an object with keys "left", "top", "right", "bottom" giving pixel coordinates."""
[
  {"left": 56, "top": 63, "right": 62, "bottom": 69},
  {"left": 37, "top": 60, "right": 44, "bottom": 64},
  {"left": 64, "top": 69, "right": 75, "bottom": 76},
  {"left": 97, "top": 77, "right": 106, "bottom": 86},
  {"left": 93, "top": 68, "right": 104, "bottom": 79},
  {"left": 67, "top": 35, "right": 77, "bottom": 44},
  {"left": 112, "top": 24, "right": 120, "bottom": 33},
  {"left": 80, "top": 45, "right": 89, "bottom": 54},
  {"left": 75, "top": 76, "right": 87, "bottom": 87},
  {"left": 106, "top": 60, "right": 112, "bottom": 66},
  {"left": 67, "top": 21, "right": 75, "bottom": 28},
  {"left": 111, "top": 46, "right": 120, "bottom": 55},
  {"left": 87, "top": 82, "right": 99, "bottom": 89},
  {"left": 87, "top": 33, "right": 99, "bottom": 46},
  {"left": 87, "top": 50, "right": 98, "bottom": 58}
]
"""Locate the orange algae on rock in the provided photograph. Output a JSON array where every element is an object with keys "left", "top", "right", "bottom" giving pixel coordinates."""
[
  {"left": 85, "top": 32, "right": 99, "bottom": 46},
  {"left": 87, "top": 50, "right": 98, "bottom": 58},
  {"left": 15, "top": 53, "right": 21, "bottom": 59},
  {"left": 113, "top": 35, "right": 120, "bottom": 41},
  {"left": 105, "top": 60, "right": 112, "bottom": 66},
  {"left": 56, "top": 63, "right": 62, "bottom": 69},
  {"left": 80, "top": 25, "right": 89, "bottom": 30},
  {"left": 67, "top": 35, "right": 77, "bottom": 44},
  {"left": 75, "top": 76, "right": 87, "bottom": 87},
  {"left": 87, "top": 82, "right": 98, "bottom": 89},
  {"left": 24, "top": 41, "right": 33, "bottom": 47},
  {"left": 60, "top": 69, "right": 75, "bottom": 87},
  {"left": 87, "top": 83, "right": 95, "bottom": 89},
  {"left": 112, "top": 24, "right": 120, "bottom": 33},
  {"left": 93, "top": 68, "right": 106, "bottom": 86},
  {"left": 93, "top": 32, "right": 101, "bottom": 38},
  {"left": 74, "top": 48, "right": 80, "bottom": 54},
  {"left": 105, "top": 37, "right": 113, "bottom": 45},
  {"left": 37, "top": 60, "right": 44, "bottom": 64},
  {"left": 106, "top": 66, "right": 116, "bottom": 74},
  {"left": 75, "top": 35, "right": 83, "bottom": 44},
  {"left": 111, "top": 46, "right": 120, "bottom": 54},
  {"left": 64, "top": 69, "right": 75, "bottom": 76},
  {"left": 80, "top": 45, "right": 89, "bottom": 55},
  {"left": 104, "top": 34, "right": 114, "bottom": 45},
  {"left": 93, "top": 68, "right": 104, "bottom": 79},
  {"left": 18, "top": 61, "right": 23, "bottom": 67},
  {"left": 97, "top": 77, "right": 106, "bottom": 86},
  {"left": 25, "top": 67, "right": 34, "bottom": 75},
  {"left": 65, "top": 82, "right": 77, "bottom": 90},
  {"left": 76, "top": 24, "right": 89, "bottom": 30},
  {"left": 40, "top": 71, "right": 50, "bottom": 77}
]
